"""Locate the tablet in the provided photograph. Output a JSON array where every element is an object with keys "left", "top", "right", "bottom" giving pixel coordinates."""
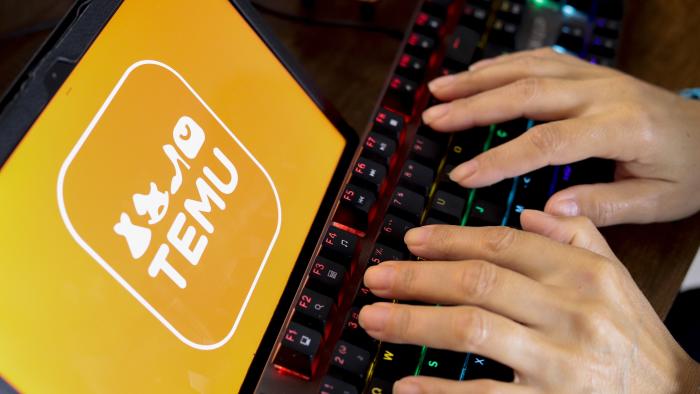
[{"left": 0, "top": 0, "right": 358, "bottom": 392}]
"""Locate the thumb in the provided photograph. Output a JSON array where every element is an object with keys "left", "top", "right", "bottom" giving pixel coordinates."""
[
  {"left": 520, "top": 209, "right": 616, "bottom": 260},
  {"left": 544, "top": 179, "right": 671, "bottom": 227}
]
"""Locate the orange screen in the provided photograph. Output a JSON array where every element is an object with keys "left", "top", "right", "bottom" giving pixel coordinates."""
[{"left": 0, "top": 0, "right": 347, "bottom": 392}]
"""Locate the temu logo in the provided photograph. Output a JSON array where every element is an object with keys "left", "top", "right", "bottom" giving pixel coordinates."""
[{"left": 57, "top": 61, "right": 281, "bottom": 350}]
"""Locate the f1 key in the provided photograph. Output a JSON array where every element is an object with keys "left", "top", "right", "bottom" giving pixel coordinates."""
[{"left": 273, "top": 322, "right": 322, "bottom": 380}]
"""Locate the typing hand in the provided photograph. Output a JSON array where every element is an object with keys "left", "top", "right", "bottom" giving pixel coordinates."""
[
  {"left": 358, "top": 213, "right": 700, "bottom": 393},
  {"left": 423, "top": 48, "right": 700, "bottom": 226}
]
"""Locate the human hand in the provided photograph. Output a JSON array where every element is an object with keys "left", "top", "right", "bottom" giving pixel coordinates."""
[
  {"left": 358, "top": 212, "right": 700, "bottom": 393},
  {"left": 422, "top": 48, "right": 700, "bottom": 226}
]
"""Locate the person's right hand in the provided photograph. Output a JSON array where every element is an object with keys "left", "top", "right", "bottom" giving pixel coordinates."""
[{"left": 422, "top": 48, "right": 700, "bottom": 226}]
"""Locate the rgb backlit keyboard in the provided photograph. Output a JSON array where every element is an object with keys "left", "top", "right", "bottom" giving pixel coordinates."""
[{"left": 267, "top": 0, "right": 622, "bottom": 392}]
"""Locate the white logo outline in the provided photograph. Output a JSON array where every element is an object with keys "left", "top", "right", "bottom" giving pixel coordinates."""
[{"left": 56, "top": 60, "right": 283, "bottom": 351}]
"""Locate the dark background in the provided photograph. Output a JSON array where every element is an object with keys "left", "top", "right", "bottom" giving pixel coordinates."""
[{"left": 1, "top": 0, "right": 699, "bottom": 318}]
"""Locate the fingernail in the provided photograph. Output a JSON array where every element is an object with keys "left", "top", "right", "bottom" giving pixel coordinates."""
[
  {"left": 394, "top": 379, "right": 421, "bottom": 394},
  {"left": 449, "top": 160, "right": 478, "bottom": 182},
  {"left": 549, "top": 199, "right": 579, "bottom": 216},
  {"left": 359, "top": 303, "right": 390, "bottom": 332},
  {"left": 364, "top": 264, "right": 396, "bottom": 291},
  {"left": 428, "top": 74, "right": 456, "bottom": 92},
  {"left": 405, "top": 226, "right": 429, "bottom": 246},
  {"left": 422, "top": 104, "right": 450, "bottom": 124}
]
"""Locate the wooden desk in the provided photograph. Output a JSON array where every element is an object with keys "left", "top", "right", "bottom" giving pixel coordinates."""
[{"left": 1, "top": 0, "right": 698, "bottom": 317}]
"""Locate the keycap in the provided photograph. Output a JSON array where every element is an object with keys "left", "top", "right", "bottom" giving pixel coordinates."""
[
  {"left": 463, "top": 355, "right": 514, "bottom": 382},
  {"left": 589, "top": 36, "right": 616, "bottom": 58},
  {"left": 319, "top": 375, "right": 358, "bottom": 394},
  {"left": 321, "top": 226, "right": 358, "bottom": 266},
  {"left": 431, "top": 190, "right": 467, "bottom": 224},
  {"left": 331, "top": 340, "right": 371, "bottom": 379},
  {"left": 438, "top": 163, "right": 470, "bottom": 196},
  {"left": 294, "top": 287, "right": 333, "bottom": 331},
  {"left": 468, "top": 199, "right": 504, "bottom": 226},
  {"left": 410, "top": 134, "right": 442, "bottom": 165},
  {"left": 373, "top": 342, "right": 423, "bottom": 381},
  {"left": 396, "top": 52, "right": 427, "bottom": 82},
  {"left": 368, "top": 242, "right": 406, "bottom": 266},
  {"left": 390, "top": 186, "right": 426, "bottom": 222},
  {"left": 273, "top": 322, "right": 322, "bottom": 380},
  {"left": 490, "top": 18, "right": 519, "bottom": 48},
  {"left": 373, "top": 107, "right": 404, "bottom": 140},
  {"left": 352, "top": 157, "right": 386, "bottom": 193},
  {"left": 366, "top": 377, "right": 393, "bottom": 394},
  {"left": 406, "top": 32, "right": 436, "bottom": 59},
  {"left": 308, "top": 256, "right": 346, "bottom": 297},
  {"left": 341, "top": 306, "right": 378, "bottom": 352},
  {"left": 339, "top": 183, "right": 376, "bottom": 231},
  {"left": 363, "top": 132, "right": 396, "bottom": 166},
  {"left": 380, "top": 214, "right": 416, "bottom": 247},
  {"left": 446, "top": 128, "right": 489, "bottom": 165},
  {"left": 419, "top": 348, "right": 467, "bottom": 379},
  {"left": 444, "top": 25, "right": 481, "bottom": 71},
  {"left": 593, "top": 17, "right": 621, "bottom": 38},
  {"left": 387, "top": 74, "right": 419, "bottom": 113},
  {"left": 482, "top": 43, "right": 511, "bottom": 59},
  {"left": 552, "top": 159, "right": 615, "bottom": 192},
  {"left": 424, "top": 216, "right": 448, "bottom": 225},
  {"left": 423, "top": 0, "right": 454, "bottom": 17},
  {"left": 490, "top": 118, "right": 528, "bottom": 148},
  {"left": 462, "top": 4, "right": 489, "bottom": 32},
  {"left": 556, "top": 24, "right": 585, "bottom": 53},
  {"left": 353, "top": 283, "right": 379, "bottom": 307},
  {"left": 497, "top": 1, "right": 523, "bottom": 23},
  {"left": 414, "top": 11, "right": 443, "bottom": 37},
  {"left": 400, "top": 160, "right": 435, "bottom": 196}
]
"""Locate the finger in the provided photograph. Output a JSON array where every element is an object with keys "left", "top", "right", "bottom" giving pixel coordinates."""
[
  {"left": 394, "top": 377, "right": 533, "bottom": 394},
  {"left": 449, "top": 117, "right": 617, "bottom": 188},
  {"left": 359, "top": 303, "right": 545, "bottom": 375},
  {"left": 403, "top": 225, "right": 599, "bottom": 280},
  {"left": 364, "top": 260, "right": 560, "bottom": 326},
  {"left": 422, "top": 78, "right": 587, "bottom": 132},
  {"left": 429, "top": 55, "right": 597, "bottom": 102},
  {"left": 544, "top": 179, "right": 676, "bottom": 226},
  {"left": 519, "top": 209, "right": 616, "bottom": 259},
  {"left": 468, "top": 47, "right": 583, "bottom": 71}
]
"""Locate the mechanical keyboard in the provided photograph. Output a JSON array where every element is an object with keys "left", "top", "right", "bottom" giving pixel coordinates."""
[{"left": 255, "top": 0, "right": 623, "bottom": 392}]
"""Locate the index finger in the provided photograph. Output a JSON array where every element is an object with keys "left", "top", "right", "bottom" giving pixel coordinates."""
[{"left": 403, "top": 225, "right": 600, "bottom": 281}]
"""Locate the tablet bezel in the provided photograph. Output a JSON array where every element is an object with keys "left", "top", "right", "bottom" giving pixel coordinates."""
[{"left": 0, "top": 0, "right": 360, "bottom": 391}]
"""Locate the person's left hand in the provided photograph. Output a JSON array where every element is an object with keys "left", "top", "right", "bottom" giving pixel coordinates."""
[{"left": 358, "top": 212, "right": 700, "bottom": 393}]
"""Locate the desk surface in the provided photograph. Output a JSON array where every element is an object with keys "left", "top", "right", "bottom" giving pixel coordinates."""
[{"left": 1, "top": 0, "right": 698, "bottom": 318}]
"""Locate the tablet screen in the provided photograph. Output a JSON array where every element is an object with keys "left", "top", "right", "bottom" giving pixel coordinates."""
[{"left": 0, "top": 0, "right": 347, "bottom": 391}]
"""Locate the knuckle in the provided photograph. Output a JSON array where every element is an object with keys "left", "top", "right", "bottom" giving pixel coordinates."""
[
  {"left": 527, "top": 123, "right": 562, "bottom": 157},
  {"left": 452, "top": 307, "right": 488, "bottom": 350},
  {"left": 589, "top": 199, "right": 620, "bottom": 226},
  {"left": 512, "top": 77, "right": 542, "bottom": 102},
  {"left": 581, "top": 257, "right": 619, "bottom": 288},
  {"left": 514, "top": 56, "right": 541, "bottom": 72},
  {"left": 395, "top": 264, "right": 418, "bottom": 294},
  {"left": 459, "top": 260, "right": 497, "bottom": 303},
  {"left": 432, "top": 226, "right": 460, "bottom": 255},
  {"left": 482, "top": 226, "right": 517, "bottom": 255},
  {"left": 386, "top": 305, "right": 413, "bottom": 340},
  {"left": 576, "top": 304, "right": 614, "bottom": 341}
]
